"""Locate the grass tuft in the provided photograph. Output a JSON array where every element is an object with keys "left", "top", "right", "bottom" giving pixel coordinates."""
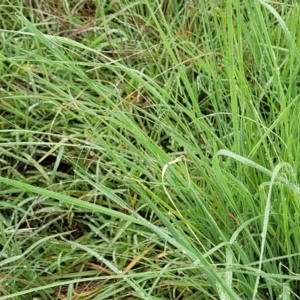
[{"left": 1, "top": 1, "right": 300, "bottom": 299}]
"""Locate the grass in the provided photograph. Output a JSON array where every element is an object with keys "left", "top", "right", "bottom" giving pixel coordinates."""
[{"left": 1, "top": 0, "right": 300, "bottom": 299}]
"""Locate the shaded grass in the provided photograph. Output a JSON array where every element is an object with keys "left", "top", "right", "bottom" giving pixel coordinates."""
[{"left": 1, "top": 0, "right": 300, "bottom": 299}]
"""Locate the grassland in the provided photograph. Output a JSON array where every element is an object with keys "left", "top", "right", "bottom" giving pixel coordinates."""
[{"left": 1, "top": 1, "right": 300, "bottom": 299}]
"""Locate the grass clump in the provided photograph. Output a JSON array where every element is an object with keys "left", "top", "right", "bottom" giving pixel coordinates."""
[{"left": 1, "top": 0, "right": 300, "bottom": 299}]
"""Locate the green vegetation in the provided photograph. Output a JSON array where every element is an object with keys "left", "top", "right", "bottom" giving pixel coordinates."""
[{"left": 1, "top": 1, "right": 300, "bottom": 299}]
